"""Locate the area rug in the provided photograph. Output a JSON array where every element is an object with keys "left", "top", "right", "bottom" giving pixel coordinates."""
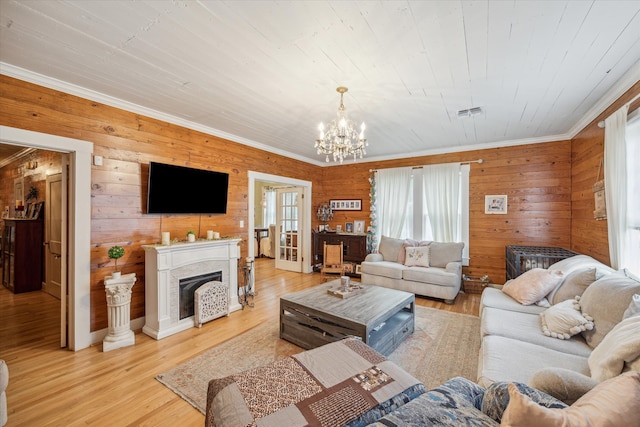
[{"left": 156, "top": 306, "right": 480, "bottom": 415}]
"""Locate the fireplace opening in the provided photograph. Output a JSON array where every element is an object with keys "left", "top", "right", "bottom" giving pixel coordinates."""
[{"left": 179, "top": 271, "right": 222, "bottom": 320}]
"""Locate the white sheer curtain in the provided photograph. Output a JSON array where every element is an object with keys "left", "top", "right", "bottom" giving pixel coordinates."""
[
  {"left": 604, "top": 104, "right": 629, "bottom": 271},
  {"left": 375, "top": 167, "right": 412, "bottom": 241},
  {"left": 422, "top": 163, "right": 461, "bottom": 242},
  {"left": 263, "top": 189, "right": 276, "bottom": 226}
]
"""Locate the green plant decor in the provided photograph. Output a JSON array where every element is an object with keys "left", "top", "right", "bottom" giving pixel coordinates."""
[
  {"left": 26, "top": 185, "right": 39, "bottom": 202},
  {"left": 108, "top": 245, "right": 125, "bottom": 272},
  {"left": 187, "top": 230, "right": 195, "bottom": 236}
]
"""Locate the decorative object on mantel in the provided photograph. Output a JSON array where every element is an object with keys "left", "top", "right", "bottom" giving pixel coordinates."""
[
  {"left": 316, "top": 201, "right": 333, "bottom": 232},
  {"left": 186, "top": 230, "right": 196, "bottom": 242},
  {"left": 315, "top": 86, "right": 368, "bottom": 163},
  {"left": 107, "top": 245, "right": 125, "bottom": 279},
  {"left": 103, "top": 273, "right": 136, "bottom": 352},
  {"left": 161, "top": 231, "right": 171, "bottom": 245},
  {"left": 593, "top": 158, "right": 606, "bottom": 220}
]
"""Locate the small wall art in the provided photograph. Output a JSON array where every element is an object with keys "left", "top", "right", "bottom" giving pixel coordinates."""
[
  {"left": 354, "top": 220, "right": 365, "bottom": 234},
  {"left": 485, "top": 195, "right": 507, "bottom": 214},
  {"left": 330, "top": 199, "right": 362, "bottom": 211}
]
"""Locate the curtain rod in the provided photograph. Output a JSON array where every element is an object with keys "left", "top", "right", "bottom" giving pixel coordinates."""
[
  {"left": 369, "top": 159, "right": 483, "bottom": 173},
  {"left": 597, "top": 92, "right": 640, "bottom": 128}
]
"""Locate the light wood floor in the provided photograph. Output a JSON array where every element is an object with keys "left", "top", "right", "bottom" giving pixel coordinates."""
[{"left": 0, "top": 258, "right": 480, "bottom": 426}]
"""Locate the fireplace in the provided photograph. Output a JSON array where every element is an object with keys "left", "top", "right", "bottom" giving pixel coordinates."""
[
  {"left": 143, "top": 238, "right": 242, "bottom": 339},
  {"left": 179, "top": 271, "right": 222, "bottom": 320}
]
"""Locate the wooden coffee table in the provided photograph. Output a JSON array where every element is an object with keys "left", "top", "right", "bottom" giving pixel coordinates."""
[{"left": 280, "top": 281, "right": 415, "bottom": 356}]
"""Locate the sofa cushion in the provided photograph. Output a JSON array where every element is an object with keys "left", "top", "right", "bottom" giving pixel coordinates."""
[
  {"left": 378, "top": 236, "right": 406, "bottom": 263},
  {"left": 502, "top": 268, "right": 564, "bottom": 306},
  {"left": 478, "top": 335, "right": 590, "bottom": 388},
  {"left": 588, "top": 314, "right": 640, "bottom": 382},
  {"left": 402, "top": 266, "right": 458, "bottom": 287},
  {"left": 480, "top": 287, "right": 547, "bottom": 316},
  {"left": 579, "top": 273, "right": 640, "bottom": 349},
  {"left": 361, "top": 260, "right": 404, "bottom": 280},
  {"left": 624, "top": 293, "right": 640, "bottom": 319},
  {"left": 539, "top": 298, "right": 594, "bottom": 340},
  {"left": 548, "top": 267, "right": 598, "bottom": 305},
  {"left": 481, "top": 307, "right": 592, "bottom": 357},
  {"left": 428, "top": 242, "right": 463, "bottom": 268},
  {"left": 528, "top": 367, "right": 599, "bottom": 405},
  {"left": 404, "top": 246, "right": 430, "bottom": 267},
  {"left": 368, "top": 377, "right": 498, "bottom": 427},
  {"left": 501, "top": 371, "right": 640, "bottom": 427}
]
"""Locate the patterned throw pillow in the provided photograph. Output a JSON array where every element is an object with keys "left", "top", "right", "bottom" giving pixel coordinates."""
[{"left": 404, "top": 246, "right": 430, "bottom": 267}]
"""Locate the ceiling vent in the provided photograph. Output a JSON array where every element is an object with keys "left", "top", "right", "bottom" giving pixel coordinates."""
[{"left": 457, "top": 107, "right": 483, "bottom": 118}]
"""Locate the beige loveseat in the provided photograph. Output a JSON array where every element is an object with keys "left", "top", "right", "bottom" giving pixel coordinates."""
[
  {"left": 361, "top": 236, "right": 464, "bottom": 304},
  {"left": 478, "top": 254, "right": 640, "bottom": 404}
]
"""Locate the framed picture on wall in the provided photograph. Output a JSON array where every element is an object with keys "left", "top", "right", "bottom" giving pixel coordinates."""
[
  {"left": 330, "top": 199, "right": 362, "bottom": 211},
  {"left": 485, "top": 195, "right": 507, "bottom": 214}
]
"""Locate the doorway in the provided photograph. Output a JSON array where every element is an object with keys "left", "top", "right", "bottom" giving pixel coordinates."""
[
  {"left": 248, "top": 171, "right": 312, "bottom": 275},
  {"left": 0, "top": 125, "right": 92, "bottom": 350}
]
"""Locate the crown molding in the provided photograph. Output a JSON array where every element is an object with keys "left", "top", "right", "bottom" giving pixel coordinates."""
[
  {"left": 0, "top": 62, "right": 323, "bottom": 166},
  {"left": 566, "top": 61, "right": 640, "bottom": 138},
  {"left": 0, "top": 147, "right": 36, "bottom": 169},
  {"left": 2, "top": 60, "right": 638, "bottom": 168}
]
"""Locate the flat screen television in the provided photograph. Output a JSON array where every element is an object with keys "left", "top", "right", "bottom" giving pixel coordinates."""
[{"left": 146, "top": 162, "right": 229, "bottom": 214}]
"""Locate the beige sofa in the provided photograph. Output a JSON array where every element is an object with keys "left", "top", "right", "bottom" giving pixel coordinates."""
[
  {"left": 1, "top": 359, "right": 7, "bottom": 427},
  {"left": 361, "top": 236, "right": 464, "bottom": 303},
  {"left": 478, "top": 254, "right": 640, "bottom": 403}
]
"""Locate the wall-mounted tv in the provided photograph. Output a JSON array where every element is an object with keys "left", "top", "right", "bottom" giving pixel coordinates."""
[{"left": 146, "top": 162, "right": 229, "bottom": 214}]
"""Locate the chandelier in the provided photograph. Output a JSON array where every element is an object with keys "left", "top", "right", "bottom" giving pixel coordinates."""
[{"left": 315, "top": 86, "right": 367, "bottom": 163}]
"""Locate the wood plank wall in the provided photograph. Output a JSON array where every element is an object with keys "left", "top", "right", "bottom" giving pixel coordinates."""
[
  {"left": 0, "top": 75, "right": 323, "bottom": 331},
  {"left": 316, "top": 141, "right": 573, "bottom": 285},
  {"left": 570, "top": 81, "right": 640, "bottom": 265},
  {"left": 1, "top": 74, "right": 636, "bottom": 333}
]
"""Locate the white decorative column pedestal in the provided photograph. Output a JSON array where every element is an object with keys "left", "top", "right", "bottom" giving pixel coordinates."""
[{"left": 103, "top": 273, "right": 137, "bottom": 352}]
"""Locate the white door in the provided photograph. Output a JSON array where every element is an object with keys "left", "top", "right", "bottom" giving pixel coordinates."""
[
  {"left": 45, "top": 164, "right": 68, "bottom": 347},
  {"left": 275, "top": 187, "right": 303, "bottom": 272}
]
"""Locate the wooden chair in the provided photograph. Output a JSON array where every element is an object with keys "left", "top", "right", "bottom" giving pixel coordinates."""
[{"left": 321, "top": 241, "right": 345, "bottom": 281}]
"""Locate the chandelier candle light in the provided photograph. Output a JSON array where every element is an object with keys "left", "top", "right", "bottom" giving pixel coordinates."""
[{"left": 315, "top": 86, "right": 367, "bottom": 163}]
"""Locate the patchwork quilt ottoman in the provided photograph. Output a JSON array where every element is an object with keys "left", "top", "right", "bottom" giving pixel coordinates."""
[{"left": 205, "top": 337, "right": 426, "bottom": 427}]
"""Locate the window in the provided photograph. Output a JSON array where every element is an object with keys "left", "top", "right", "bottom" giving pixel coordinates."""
[
  {"left": 625, "top": 109, "right": 640, "bottom": 276},
  {"left": 371, "top": 163, "right": 470, "bottom": 265}
]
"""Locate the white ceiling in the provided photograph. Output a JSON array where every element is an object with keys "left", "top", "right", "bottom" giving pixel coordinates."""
[{"left": 1, "top": 0, "right": 639, "bottom": 165}]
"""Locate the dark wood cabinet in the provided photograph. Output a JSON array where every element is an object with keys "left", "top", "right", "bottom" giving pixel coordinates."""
[
  {"left": 2, "top": 219, "right": 43, "bottom": 293},
  {"left": 312, "top": 232, "right": 367, "bottom": 271}
]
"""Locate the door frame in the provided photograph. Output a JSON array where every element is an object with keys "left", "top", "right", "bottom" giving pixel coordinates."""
[
  {"left": 0, "top": 125, "right": 92, "bottom": 351},
  {"left": 248, "top": 171, "right": 312, "bottom": 273}
]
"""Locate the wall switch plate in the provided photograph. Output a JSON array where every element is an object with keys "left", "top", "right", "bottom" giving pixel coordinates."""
[
  {"left": 240, "top": 220, "right": 244, "bottom": 228},
  {"left": 93, "top": 155, "right": 103, "bottom": 166}
]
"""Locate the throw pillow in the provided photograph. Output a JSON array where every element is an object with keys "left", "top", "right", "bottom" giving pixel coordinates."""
[
  {"left": 548, "top": 267, "right": 597, "bottom": 305},
  {"left": 404, "top": 246, "right": 430, "bottom": 267},
  {"left": 579, "top": 273, "right": 640, "bottom": 349},
  {"left": 398, "top": 239, "right": 429, "bottom": 264},
  {"left": 588, "top": 315, "right": 640, "bottom": 382},
  {"left": 539, "top": 297, "right": 594, "bottom": 340},
  {"left": 501, "top": 371, "right": 640, "bottom": 427},
  {"left": 528, "top": 367, "right": 599, "bottom": 405},
  {"left": 502, "top": 268, "right": 564, "bottom": 306}
]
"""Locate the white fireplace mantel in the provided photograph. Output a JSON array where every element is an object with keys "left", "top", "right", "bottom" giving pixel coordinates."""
[{"left": 142, "top": 238, "right": 242, "bottom": 339}]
